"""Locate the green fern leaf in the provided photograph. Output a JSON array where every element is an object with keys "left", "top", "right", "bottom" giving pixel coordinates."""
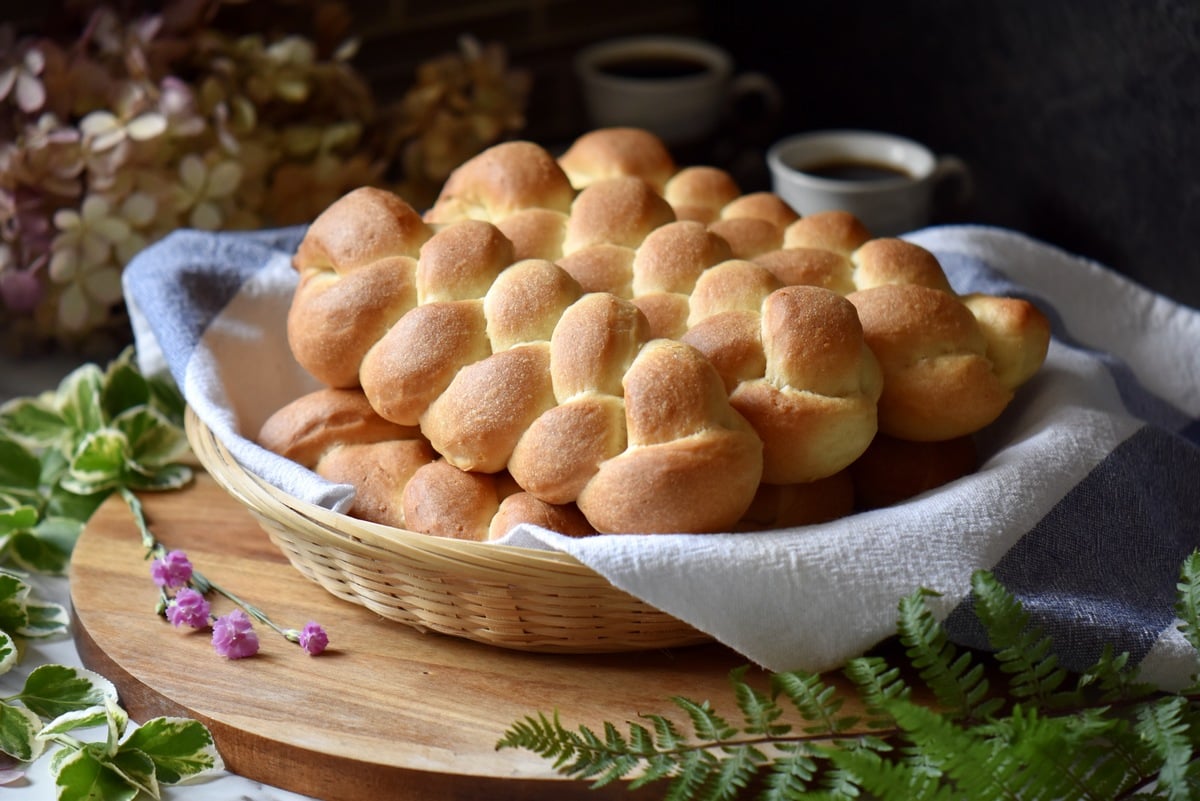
[
  {"left": 730, "top": 667, "right": 790, "bottom": 737},
  {"left": 1135, "top": 695, "right": 1194, "bottom": 800},
  {"left": 826, "top": 739, "right": 954, "bottom": 801},
  {"left": 772, "top": 671, "right": 858, "bottom": 735},
  {"left": 843, "top": 655, "right": 910, "bottom": 729},
  {"left": 897, "top": 588, "right": 1001, "bottom": 721},
  {"left": 970, "top": 571, "right": 1071, "bottom": 706},
  {"left": 757, "top": 743, "right": 822, "bottom": 801},
  {"left": 673, "top": 697, "right": 738, "bottom": 742}
]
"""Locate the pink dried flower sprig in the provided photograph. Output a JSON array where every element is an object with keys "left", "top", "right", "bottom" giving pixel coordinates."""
[{"left": 148, "top": 546, "right": 327, "bottom": 659}]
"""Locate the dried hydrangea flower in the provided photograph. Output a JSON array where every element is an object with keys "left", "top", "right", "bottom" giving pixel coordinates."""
[
  {"left": 211, "top": 608, "right": 259, "bottom": 659},
  {"left": 150, "top": 549, "right": 193, "bottom": 589},
  {"left": 165, "top": 587, "right": 211, "bottom": 629}
]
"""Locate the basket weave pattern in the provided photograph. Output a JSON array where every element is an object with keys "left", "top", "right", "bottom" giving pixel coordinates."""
[{"left": 186, "top": 409, "right": 710, "bottom": 653}]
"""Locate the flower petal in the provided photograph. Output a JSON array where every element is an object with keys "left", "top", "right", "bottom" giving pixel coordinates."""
[
  {"left": 205, "top": 161, "right": 242, "bottom": 198},
  {"left": 57, "top": 282, "right": 89, "bottom": 331},
  {"left": 126, "top": 112, "right": 167, "bottom": 141},
  {"left": 83, "top": 266, "right": 124, "bottom": 305},
  {"left": 15, "top": 71, "right": 44, "bottom": 113}
]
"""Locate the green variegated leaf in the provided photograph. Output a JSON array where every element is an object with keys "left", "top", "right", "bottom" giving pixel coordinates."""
[
  {"left": 58, "top": 364, "right": 107, "bottom": 438},
  {"left": 122, "top": 717, "right": 225, "bottom": 784},
  {"left": 20, "top": 665, "right": 119, "bottom": 720},
  {"left": 38, "top": 705, "right": 112, "bottom": 738},
  {"left": 19, "top": 598, "right": 70, "bottom": 638},
  {"left": 114, "top": 406, "right": 189, "bottom": 468},
  {"left": 61, "top": 430, "right": 128, "bottom": 495},
  {"left": 0, "top": 630, "right": 17, "bottom": 675},
  {"left": 0, "top": 396, "right": 68, "bottom": 449},
  {"left": 34, "top": 515, "right": 82, "bottom": 553},
  {"left": 0, "top": 436, "right": 42, "bottom": 494},
  {"left": 50, "top": 746, "right": 140, "bottom": 801},
  {"left": 9, "top": 531, "right": 71, "bottom": 575},
  {"left": 0, "top": 573, "right": 30, "bottom": 634},
  {"left": 106, "top": 747, "right": 159, "bottom": 799},
  {"left": 123, "top": 463, "right": 193, "bottom": 492},
  {"left": 100, "top": 356, "right": 150, "bottom": 420},
  {"left": 0, "top": 505, "right": 39, "bottom": 533},
  {"left": 0, "top": 701, "right": 44, "bottom": 761},
  {"left": 146, "top": 374, "right": 185, "bottom": 424}
]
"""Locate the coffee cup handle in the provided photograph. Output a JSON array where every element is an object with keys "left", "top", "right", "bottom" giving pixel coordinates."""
[
  {"left": 933, "top": 155, "right": 973, "bottom": 208},
  {"left": 728, "top": 71, "right": 783, "bottom": 122}
]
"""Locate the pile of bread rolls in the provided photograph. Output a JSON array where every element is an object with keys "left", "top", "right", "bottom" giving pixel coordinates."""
[{"left": 258, "top": 128, "right": 1051, "bottom": 541}]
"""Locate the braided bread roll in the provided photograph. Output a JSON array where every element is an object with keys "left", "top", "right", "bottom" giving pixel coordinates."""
[{"left": 257, "top": 388, "right": 596, "bottom": 540}]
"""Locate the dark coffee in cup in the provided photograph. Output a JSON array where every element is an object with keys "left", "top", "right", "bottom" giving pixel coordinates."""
[
  {"left": 797, "top": 159, "right": 913, "bottom": 182},
  {"left": 596, "top": 55, "right": 712, "bottom": 80}
]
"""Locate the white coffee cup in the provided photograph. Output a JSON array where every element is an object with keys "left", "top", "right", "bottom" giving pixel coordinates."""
[
  {"left": 766, "top": 129, "right": 971, "bottom": 237},
  {"left": 575, "top": 36, "right": 780, "bottom": 146}
]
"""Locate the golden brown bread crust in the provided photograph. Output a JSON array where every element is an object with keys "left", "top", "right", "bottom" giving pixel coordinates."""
[
  {"left": 488, "top": 493, "right": 597, "bottom": 540},
  {"left": 849, "top": 283, "right": 1014, "bottom": 441},
  {"left": 783, "top": 209, "right": 873, "bottom": 252},
  {"left": 257, "top": 387, "right": 421, "bottom": 467},
  {"left": 663, "top": 166, "right": 742, "bottom": 223},
  {"left": 563, "top": 176, "right": 676, "bottom": 254},
  {"left": 274, "top": 128, "right": 1052, "bottom": 537},
  {"left": 577, "top": 339, "right": 763, "bottom": 533},
  {"left": 728, "top": 286, "right": 883, "bottom": 483},
  {"left": 288, "top": 187, "right": 431, "bottom": 387},
  {"left": 425, "top": 140, "right": 575, "bottom": 223},
  {"left": 557, "top": 127, "right": 678, "bottom": 192}
]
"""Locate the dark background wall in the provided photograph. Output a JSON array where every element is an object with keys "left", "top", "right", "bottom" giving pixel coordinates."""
[{"left": 695, "top": 0, "right": 1200, "bottom": 310}]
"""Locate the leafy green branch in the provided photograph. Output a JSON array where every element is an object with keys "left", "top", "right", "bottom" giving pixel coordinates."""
[
  {"left": 499, "top": 563, "right": 1200, "bottom": 800},
  {"left": 0, "top": 349, "right": 224, "bottom": 798}
]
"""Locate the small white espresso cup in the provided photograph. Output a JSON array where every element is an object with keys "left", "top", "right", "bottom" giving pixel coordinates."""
[
  {"left": 766, "top": 130, "right": 971, "bottom": 237},
  {"left": 575, "top": 36, "right": 780, "bottom": 146}
]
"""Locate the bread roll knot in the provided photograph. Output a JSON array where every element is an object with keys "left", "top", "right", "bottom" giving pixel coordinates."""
[
  {"left": 848, "top": 282, "right": 1046, "bottom": 441},
  {"left": 257, "top": 388, "right": 596, "bottom": 541},
  {"left": 576, "top": 339, "right": 764, "bottom": 534},
  {"left": 686, "top": 283, "right": 883, "bottom": 484},
  {"left": 288, "top": 187, "right": 432, "bottom": 388},
  {"left": 557, "top": 127, "right": 677, "bottom": 192},
  {"left": 425, "top": 140, "right": 575, "bottom": 224}
]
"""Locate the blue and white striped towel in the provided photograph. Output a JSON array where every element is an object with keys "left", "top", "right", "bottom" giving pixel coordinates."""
[{"left": 122, "top": 224, "right": 1200, "bottom": 687}]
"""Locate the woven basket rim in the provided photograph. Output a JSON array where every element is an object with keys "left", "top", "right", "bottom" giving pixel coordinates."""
[{"left": 184, "top": 407, "right": 609, "bottom": 577}]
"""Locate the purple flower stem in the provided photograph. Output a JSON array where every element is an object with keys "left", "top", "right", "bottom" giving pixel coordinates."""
[{"left": 121, "top": 487, "right": 318, "bottom": 644}]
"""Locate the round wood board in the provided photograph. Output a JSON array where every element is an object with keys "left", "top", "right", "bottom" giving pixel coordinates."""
[{"left": 69, "top": 472, "right": 777, "bottom": 801}]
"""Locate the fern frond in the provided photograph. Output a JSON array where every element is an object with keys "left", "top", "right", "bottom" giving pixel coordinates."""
[
  {"left": 1135, "top": 695, "right": 1195, "bottom": 800},
  {"left": 673, "top": 696, "right": 739, "bottom": 743},
  {"left": 730, "top": 666, "right": 791, "bottom": 738},
  {"left": 772, "top": 670, "right": 859, "bottom": 735},
  {"left": 970, "top": 571, "right": 1071, "bottom": 706},
  {"left": 1073, "top": 644, "right": 1156, "bottom": 704},
  {"left": 826, "top": 737, "right": 954, "bottom": 801},
  {"left": 1176, "top": 553, "right": 1200, "bottom": 691},
  {"left": 843, "top": 655, "right": 911, "bottom": 728},
  {"left": 757, "top": 743, "right": 821, "bottom": 801},
  {"left": 897, "top": 587, "right": 1002, "bottom": 721}
]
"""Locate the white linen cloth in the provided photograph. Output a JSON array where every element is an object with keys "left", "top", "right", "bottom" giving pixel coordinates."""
[{"left": 122, "top": 224, "right": 1200, "bottom": 688}]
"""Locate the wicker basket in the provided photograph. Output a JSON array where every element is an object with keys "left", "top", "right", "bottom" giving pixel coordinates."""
[{"left": 185, "top": 408, "right": 710, "bottom": 653}]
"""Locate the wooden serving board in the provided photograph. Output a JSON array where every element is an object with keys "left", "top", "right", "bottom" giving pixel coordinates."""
[{"left": 71, "top": 472, "right": 839, "bottom": 801}]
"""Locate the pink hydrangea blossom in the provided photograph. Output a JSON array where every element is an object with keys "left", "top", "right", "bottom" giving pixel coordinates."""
[
  {"left": 211, "top": 609, "right": 259, "bottom": 659},
  {"left": 165, "top": 587, "right": 211, "bottom": 629},
  {"left": 150, "top": 549, "right": 193, "bottom": 589},
  {"left": 297, "top": 621, "right": 329, "bottom": 655}
]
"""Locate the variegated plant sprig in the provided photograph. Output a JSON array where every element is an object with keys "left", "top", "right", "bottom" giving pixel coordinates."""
[
  {"left": 0, "top": 348, "right": 224, "bottom": 796},
  {"left": 0, "top": 572, "right": 221, "bottom": 798}
]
